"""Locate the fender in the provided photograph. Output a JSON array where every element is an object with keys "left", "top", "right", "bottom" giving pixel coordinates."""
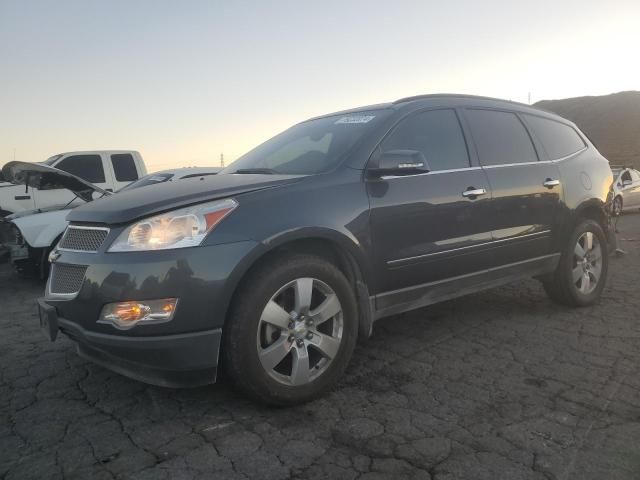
[
  {"left": 10, "top": 209, "right": 70, "bottom": 248},
  {"left": 216, "top": 226, "right": 375, "bottom": 336},
  {"left": 261, "top": 226, "right": 372, "bottom": 284}
]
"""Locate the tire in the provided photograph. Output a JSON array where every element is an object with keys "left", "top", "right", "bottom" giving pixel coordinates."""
[
  {"left": 543, "top": 219, "right": 608, "bottom": 307},
  {"left": 612, "top": 196, "right": 623, "bottom": 216},
  {"left": 222, "top": 253, "right": 358, "bottom": 406}
]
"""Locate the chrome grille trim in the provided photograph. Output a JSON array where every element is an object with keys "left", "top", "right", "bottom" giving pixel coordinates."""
[
  {"left": 49, "top": 263, "right": 88, "bottom": 296},
  {"left": 59, "top": 225, "right": 110, "bottom": 253}
]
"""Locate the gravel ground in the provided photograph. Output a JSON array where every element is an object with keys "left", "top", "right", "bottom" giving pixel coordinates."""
[{"left": 1, "top": 215, "right": 639, "bottom": 480}]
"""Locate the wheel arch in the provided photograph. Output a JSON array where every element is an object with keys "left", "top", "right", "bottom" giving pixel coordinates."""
[
  {"left": 573, "top": 198, "right": 609, "bottom": 234},
  {"left": 221, "top": 228, "right": 375, "bottom": 338}
]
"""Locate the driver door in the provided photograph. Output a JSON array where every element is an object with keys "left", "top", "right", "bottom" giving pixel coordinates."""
[{"left": 367, "top": 108, "right": 493, "bottom": 308}]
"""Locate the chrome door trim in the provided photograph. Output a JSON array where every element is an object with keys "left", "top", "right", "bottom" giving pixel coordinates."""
[
  {"left": 480, "top": 146, "right": 588, "bottom": 169},
  {"left": 387, "top": 230, "right": 552, "bottom": 266},
  {"left": 380, "top": 166, "right": 483, "bottom": 180}
]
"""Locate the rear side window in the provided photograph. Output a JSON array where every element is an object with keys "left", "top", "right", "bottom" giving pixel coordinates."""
[
  {"left": 56, "top": 155, "right": 105, "bottom": 183},
  {"left": 111, "top": 154, "right": 139, "bottom": 181},
  {"left": 465, "top": 109, "right": 538, "bottom": 166},
  {"left": 380, "top": 109, "right": 470, "bottom": 171},
  {"left": 523, "top": 115, "right": 586, "bottom": 160}
]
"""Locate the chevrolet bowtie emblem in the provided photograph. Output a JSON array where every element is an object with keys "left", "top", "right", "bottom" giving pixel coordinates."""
[{"left": 48, "top": 249, "right": 61, "bottom": 264}]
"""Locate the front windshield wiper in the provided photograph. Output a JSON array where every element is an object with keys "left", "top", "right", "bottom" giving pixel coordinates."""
[{"left": 233, "top": 168, "right": 276, "bottom": 175}]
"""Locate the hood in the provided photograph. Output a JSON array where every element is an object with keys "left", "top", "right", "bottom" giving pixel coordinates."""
[
  {"left": 5, "top": 204, "right": 77, "bottom": 220},
  {"left": 1, "top": 161, "right": 110, "bottom": 202},
  {"left": 68, "top": 173, "right": 305, "bottom": 224}
]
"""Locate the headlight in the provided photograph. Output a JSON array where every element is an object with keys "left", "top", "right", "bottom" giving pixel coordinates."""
[{"left": 108, "top": 198, "right": 237, "bottom": 252}]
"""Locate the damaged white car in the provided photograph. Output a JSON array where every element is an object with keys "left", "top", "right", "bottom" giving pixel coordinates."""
[
  {"left": 0, "top": 163, "right": 221, "bottom": 277},
  {"left": 0, "top": 161, "right": 111, "bottom": 277}
]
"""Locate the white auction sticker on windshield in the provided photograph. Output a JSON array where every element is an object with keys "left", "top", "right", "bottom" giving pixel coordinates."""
[{"left": 335, "top": 115, "right": 376, "bottom": 124}]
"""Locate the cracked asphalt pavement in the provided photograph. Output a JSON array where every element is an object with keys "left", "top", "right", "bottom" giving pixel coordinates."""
[{"left": 2, "top": 215, "right": 640, "bottom": 480}]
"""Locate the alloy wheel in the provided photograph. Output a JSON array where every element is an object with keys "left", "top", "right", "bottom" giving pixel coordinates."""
[
  {"left": 572, "top": 231, "right": 602, "bottom": 295},
  {"left": 256, "top": 277, "right": 343, "bottom": 386}
]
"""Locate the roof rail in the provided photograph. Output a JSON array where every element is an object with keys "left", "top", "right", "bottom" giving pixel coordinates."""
[{"left": 392, "top": 93, "right": 531, "bottom": 108}]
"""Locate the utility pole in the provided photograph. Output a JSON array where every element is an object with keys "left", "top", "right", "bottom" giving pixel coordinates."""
[
  {"left": 528, "top": 92, "right": 531, "bottom": 105},
  {"left": 220, "top": 153, "right": 224, "bottom": 167}
]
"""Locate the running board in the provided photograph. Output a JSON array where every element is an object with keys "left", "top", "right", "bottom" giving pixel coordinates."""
[{"left": 373, "top": 253, "right": 560, "bottom": 320}]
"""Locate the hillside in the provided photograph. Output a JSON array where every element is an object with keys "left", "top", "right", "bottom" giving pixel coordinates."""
[{"left": 534, "top": 91, "right": 640, "bottom": 168}]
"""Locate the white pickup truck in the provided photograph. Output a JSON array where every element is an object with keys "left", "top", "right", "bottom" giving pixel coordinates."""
[{"left": 0, "top": 150, "right": 147, "bottom": 216}]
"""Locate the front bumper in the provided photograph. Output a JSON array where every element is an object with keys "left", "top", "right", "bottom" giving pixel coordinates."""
[
  {"left": 39, "top": 298, "right": 221, "bottom": 387},
  {"left": 40, "top": 240, "right": 259, "bottom": 387}
]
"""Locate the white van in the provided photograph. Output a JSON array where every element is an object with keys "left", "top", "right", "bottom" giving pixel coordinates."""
[{"left": 0, "top": 150, "right": 147, "bottom": 216}]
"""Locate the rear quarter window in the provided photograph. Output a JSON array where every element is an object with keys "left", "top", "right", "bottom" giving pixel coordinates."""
[{"left": 523, "top": 114, "right": 586, "bottom": 160}]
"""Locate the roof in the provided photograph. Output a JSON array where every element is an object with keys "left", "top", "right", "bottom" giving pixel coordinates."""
[{"left": 305, "top": 93, "right": 569, "bottom": 124}]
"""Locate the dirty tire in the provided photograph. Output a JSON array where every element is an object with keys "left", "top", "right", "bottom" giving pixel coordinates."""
[
  {"left": 543, "top": 219, "right": 608, "bottom": 307},
  {"left": 222, "top": 253, "right": 358, "bottom": 406}
]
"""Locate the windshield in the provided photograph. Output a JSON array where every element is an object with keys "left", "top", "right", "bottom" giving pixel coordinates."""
[
  {"left": 222, "top": 110, "right": 388, "bottom": 175},
  {"left": 118, "top": 173, "right": 175, "bottom": 191}
]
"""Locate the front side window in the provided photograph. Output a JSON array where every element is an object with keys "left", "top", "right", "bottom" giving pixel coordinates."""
[
  {"left": 111, "top": 154, "right": 139, "bottom": 181},
  {"left": 465, "top": 109, "right": 538, "bottom": 166},
  {"left": 56, "top": 155, "right": 105, "bottom": 183},
  {"left": 621, "top": 170, "right": 632, "bottom": 184},
  {"left": 523, "top": 114, "right": 586, "bottom": 160},
  {"left": 379, "top": 109, "right": 470, "bottom": 171},
  {"left": 222, "top": 109, "right": 389, "bottom": 175}
]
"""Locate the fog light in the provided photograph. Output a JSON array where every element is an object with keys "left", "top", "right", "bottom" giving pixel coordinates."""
[{"left": 98, "top": 298, "right": 178, "bottom": 329}]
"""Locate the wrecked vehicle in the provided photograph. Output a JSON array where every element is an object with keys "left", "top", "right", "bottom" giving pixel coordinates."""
[
  {"left": 36, "top": 95, "right": 614, "bottom": 405},
  {"left": 0, "top": 164, "right": 221, "bottom": 277}
]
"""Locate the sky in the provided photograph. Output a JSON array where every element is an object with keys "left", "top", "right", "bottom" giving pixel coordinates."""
[{"left": 1, "top": 0, "right": 639, "bottom": 172}]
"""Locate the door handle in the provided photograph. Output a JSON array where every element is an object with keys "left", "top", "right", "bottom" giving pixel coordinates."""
[
  {"left": 462, "top": 187, "right": 487, "bottom": 198},
  {"left": 543, "top": 179, "right": 560, "bottom": 188}
]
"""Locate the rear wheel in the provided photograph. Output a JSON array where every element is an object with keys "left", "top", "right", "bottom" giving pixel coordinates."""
[
  {"left": 222, "top": 254, "right": 358, "bottom": 405},
  {"left": 613, "top": 196, "right": 623, "bottom": 216},
  {"left": 543, "top": 219, "right": 608, "bottom": 307}
]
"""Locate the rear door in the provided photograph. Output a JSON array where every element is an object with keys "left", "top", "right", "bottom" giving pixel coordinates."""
[
  {"left": 463, "top": 109, "right": 563, "bottom": 264},
  {"left": 367, "top": 108, "right": 493, "bottom": 299},
  {"left": 110, "top": 153, "right": 141, "bottom": 191}
]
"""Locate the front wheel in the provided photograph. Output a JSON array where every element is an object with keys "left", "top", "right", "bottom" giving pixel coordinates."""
[
  {"left": 543, "top": 219, "right": 608, "bottom": 307},
  {"left": 222, "top": 253, "right": 358, "bottom": 406}
]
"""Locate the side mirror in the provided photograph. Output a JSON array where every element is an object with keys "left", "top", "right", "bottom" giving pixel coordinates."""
[
  {"left": 622, "top": 179, "right": 632, "bottom": 187},
  {"left": 368, "top": 150, "right": 430, "bottom": 177}
]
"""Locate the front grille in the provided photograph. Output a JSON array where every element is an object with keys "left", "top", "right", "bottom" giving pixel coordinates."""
[
  {"left": 50, "top": 263, "right": 88, "bottom": 295},
  {"left": 59, "top": 226, "right": 109, "bottom": 252}
]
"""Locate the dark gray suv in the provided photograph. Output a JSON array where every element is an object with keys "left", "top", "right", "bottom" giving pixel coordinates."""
[{"left": 35, "top": 94, "right": 614, "bottom": 405}]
